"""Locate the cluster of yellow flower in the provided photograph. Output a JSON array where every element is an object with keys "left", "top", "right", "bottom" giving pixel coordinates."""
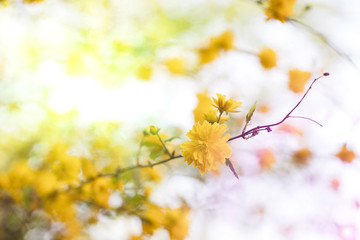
[{"left": 181, "top": 94, "right": 242, "bottom": 174}]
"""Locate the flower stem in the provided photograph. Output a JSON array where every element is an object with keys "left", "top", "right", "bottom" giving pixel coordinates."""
[
  {"left": 217, "top": 111, "right": 224, "bottom": 123},
  {"left": 156, "top": 133, "right": 173, "bottom": 157}
]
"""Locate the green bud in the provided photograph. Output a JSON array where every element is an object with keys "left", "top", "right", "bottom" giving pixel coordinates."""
[{"left": 149, "top": 125, "right": 159, "bottom": 135}]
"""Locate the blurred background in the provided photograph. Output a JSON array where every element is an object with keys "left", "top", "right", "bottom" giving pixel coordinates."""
[{"left": 0, "top": 0, "right": 360, "bottom": 239}]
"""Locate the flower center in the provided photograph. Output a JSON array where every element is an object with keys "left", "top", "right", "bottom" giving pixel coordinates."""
[{"left": 198, "top": 140, "right": 209, "bottom": 152}]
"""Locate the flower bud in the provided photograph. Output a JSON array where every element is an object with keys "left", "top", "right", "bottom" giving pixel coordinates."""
[{"left": 149, "top": 125, "right": 159, "bottom": 135}]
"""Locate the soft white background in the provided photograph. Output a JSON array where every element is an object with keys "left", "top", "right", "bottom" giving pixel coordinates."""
[{"left": 1, "top": 0, "right": 360, "bottom": 239}]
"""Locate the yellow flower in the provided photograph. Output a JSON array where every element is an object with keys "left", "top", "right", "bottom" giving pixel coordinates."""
[
  {"left": 212, "top": 93, "right": 242, "bottom": 114},
  {"left": 258, "top": 48, "right": 277, "bottom": 69},
  {"left": 181, "top": 121, "right": 232, "bottom": 174},
  {"left": 265, "top": 0, "right": 297, "bottom": 23}
]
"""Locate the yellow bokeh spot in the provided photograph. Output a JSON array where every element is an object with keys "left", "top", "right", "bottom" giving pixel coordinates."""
[
  {"left": 336, "top": 145, "right": 356, "bottom": 163},
  {"left": 34, "top": 171, "right": 59, "bottom": 196},
  {"left": 209, "top": 30, "right": 234, "bottom": 51},
  {"left": 46, "top": 143, "right": 81, "bottom": 184},
  {"left": 23, "top": 0, "right": 44, "bottom": 3},
  {"left": 258, "top": 149, "right": 276, "bottom": 170},
  {"left": 198, "top": 30, "right": 234, "bottom": 64},
  {"left": 288, "top": 69, "right": 311, "bottom": 93},
  {"left": 258, "top": 48, "right": 277, "bottom": 69},
  {"left": 142, "top": 203, "right": 167, "bottom": 234},
  {"left": 67, "top": 53, "right": 88, "bottom": 76},
  {"left": 198, "top": 47, "right": 220, "bottom": 64},
  {"left": 113, "top": 41, "right": 132, "bottom": 52},
  {"left": 193, "top": 91, "right": 213, "bottom": 124},
  {"left": 165, "top": 58, "right": 186, "bottom": 74},
  {"left": 81, "top": 158, "right": 98, "bottom": 179},
  {"left": 144, "top": 185, "right": 153, "bottom": 197},
  {"left": 166, "top": 207, "right": 190, "bottom": 240},
  {"left": 0, "top": 174, "right": 9, "bottom": 189},
  {"left": 136, "top": 65, "right": 152, "bottom": 81},
  {"left": 265, "top": 0, "right": 297, "bottom": 23},
  {"left": 293, "top": 148, "right": 312, "bottom": 165},
  {"left": 141, "top": 202, "right": 189, "bottom": 239},
  {"left": 45, "top": 194, "right": 81, "bottom": 239},
  {"left": 93, "top": 178, "right": 112, "bottom": 207},
  {"left": 1, "top": 0, "right": 8, "bottom": 7},
  {"left": 259, "top": 104, "right": 270, "bottom": 113},
  {"left": 140, "top": 167, "right": 163, "bottom": 183}
]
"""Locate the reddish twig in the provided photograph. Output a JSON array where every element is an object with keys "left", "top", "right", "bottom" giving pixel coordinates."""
[{"left": 228, "top": 72, "right": 329, "bottom": 142}]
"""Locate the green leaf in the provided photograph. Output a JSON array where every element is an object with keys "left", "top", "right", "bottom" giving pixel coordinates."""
[
  {"left": 246, "top": 101, "right": 257, "bottom": 123},
  {"left": 149, "top": 149, "right": 162, "bottom": 160},
  {"left": 164, "top": 136, "right": 180, "bottom": 143}
]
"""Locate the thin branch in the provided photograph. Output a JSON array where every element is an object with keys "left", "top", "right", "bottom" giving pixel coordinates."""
[
  {"left": 104, "top": 155, "right": 183, "bottom": 177},
  {"left": 228, "top": 73, "right": 329, "bottom": 142},
  {"left": 47, "top": 155, "right": 183, "bottom": 198},
  {"left": 288, "top": 116, "right": 323, "bottom": 127}
]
